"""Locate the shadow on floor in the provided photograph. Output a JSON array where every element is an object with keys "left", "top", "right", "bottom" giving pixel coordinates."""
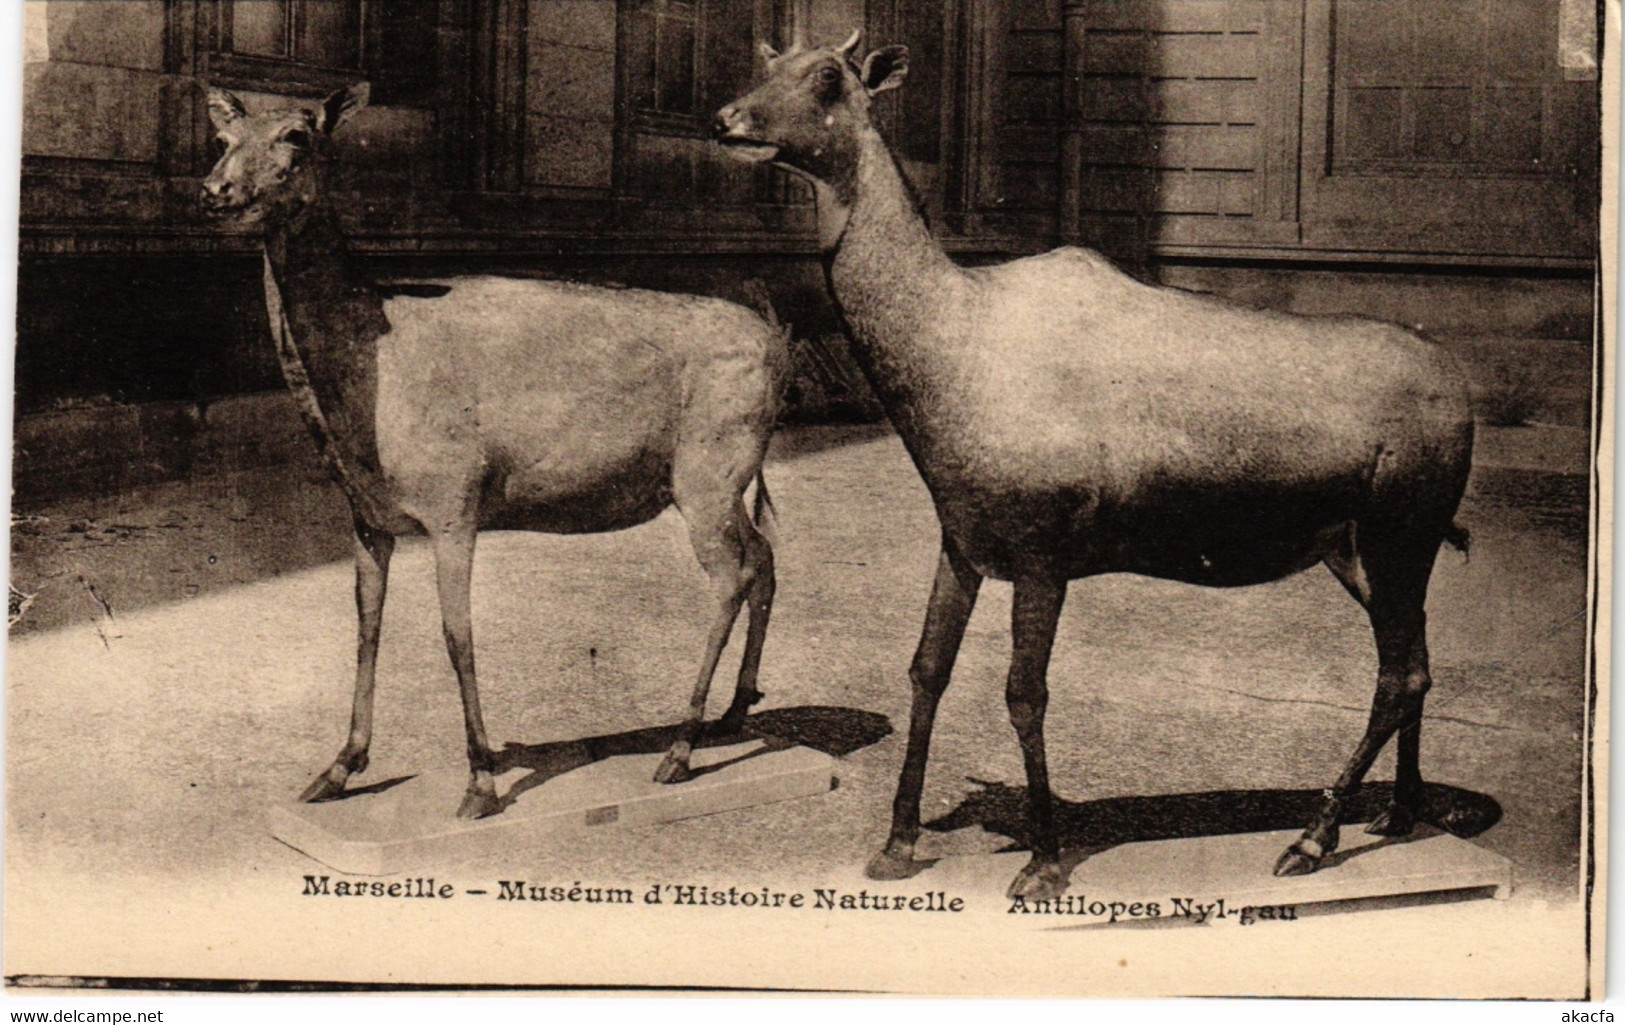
[
  {"left": 924, "top": 779, "right": 1502, "bottom": 860},
  {"left": 488, "top": 704, "right": 893, "bottom": 811},
  {"left": 1466, "top": 466, "right": 1590, "bottom": 548}
]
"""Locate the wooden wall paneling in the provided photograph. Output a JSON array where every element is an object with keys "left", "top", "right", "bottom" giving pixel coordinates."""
[
  {"left": 620, "top": 2, "right": 694, "bottom": 207},
  {"left": 365, "top": 0, "right": 445, "bottom": 107},
  {"left": 770, "top": 0, "right": 811, "bottom": 48},
  {"left": 864, "top": 0, "right": 907, "bottom": 155},
  {"left": 202, "top": 1, "right": 367, "bottom": 95},
  {"left": 1299, "top": 0, "right": 1597, "bottom": 260},
  {"left": 861, "top": 0, "right": 951, "bottom": 228},
  {"left": 612, "top": 0, "right": 639, "bottom": 204},
  {"left": 1063, "top": 0, "right": 1300, "bottom": 263},
  {"left": 436, "top": 0, "right": 479, "bottom": 192},
  {"left": 903, "top": 0, "right": 948, "bottom": 168},
  {"left": 610, "top": 0, "right": 813, "bottom": 232},
  {"left": 695, "top": 0, "right": 766, "bottom": 213},
  {"left": 525, "top": 0, "right": 616, "bottom": 192},
  {"left": 942, "top": 0, "right": 1005, "bottom": 234},
  {"left": 1060, "top": 0, "right": 1085, "bottom": 243},
  {"left": 473, "top": 0, "right": 528, "bottom": 194},
  {"left": 1000, "top": 0, "right": 1063, "bottom": 235},
  {"left": 160, "top": 0, "right": 204, "bottom": 181},
  {"left": 1255, "top": 0, "right": 1302, "bottom": 231},
  {"left": 936, "top": 0, "right": 969, "bottom": 225},
  {"left": 21, "top": 3, "right": 185, "bottom": 236},
  {"left": 750, "top": 0, "right": 814, "bottom": 224}
]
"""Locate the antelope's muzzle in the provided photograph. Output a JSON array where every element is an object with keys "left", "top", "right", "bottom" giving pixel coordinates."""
[
  {"left": 199, "top": 177, "right": 246, "bottom": 214},
  {"left": 712, "top": 105, "right": 779, "bottom": 162}
]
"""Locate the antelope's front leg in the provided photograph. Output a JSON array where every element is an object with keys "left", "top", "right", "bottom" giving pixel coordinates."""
[
  {"left": 866, "top": 542, "right": 981, "bottom": 880},
  {"left": 301, "top": 522, "right": 394, "bottom": 802}
]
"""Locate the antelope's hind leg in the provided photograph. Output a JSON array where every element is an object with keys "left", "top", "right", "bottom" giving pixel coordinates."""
[
  {"left": 1275, "top": 529, "right": 1438, "bottom": 877},
  {"left": 718, "top": 505, "right": 774, "bottom": 735},
  {"left": 301, "top": 520, "right": 395, "bottom": 802},
  {"left": 1003, "top": 576, "right": 1069, "bottom": 901},
  {"left": 657, "top": 459, "right": 771, "bottom": 784},
  {"left": 431, "top": 521, "right": 501, "bottom": 820},
  {"left": 1324, "top": 528, "right": 1427, "bottom": 837}
]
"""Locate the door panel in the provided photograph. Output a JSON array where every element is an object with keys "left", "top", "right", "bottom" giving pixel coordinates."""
[{"left": 1300, "top": 0, "right": 1597, "bottom": 258}]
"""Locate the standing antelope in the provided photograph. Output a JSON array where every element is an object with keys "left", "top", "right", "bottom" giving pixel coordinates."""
[
  {"left": 717, "top": 32, "right": 1475, "bottom": 900},
  {"left": 202, "top": 84, "right": 787, "bottom": 818}
]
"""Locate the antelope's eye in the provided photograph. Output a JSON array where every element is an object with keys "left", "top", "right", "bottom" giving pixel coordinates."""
[
  {"left": 281, "top": 129, "right": 312, "bottom": 150},
  {"left": 817, "top": 65, "right": 842, "bottom": 85}
]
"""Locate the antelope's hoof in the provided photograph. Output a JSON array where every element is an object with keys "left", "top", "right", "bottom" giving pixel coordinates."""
[
  {"left": 299, "top": 770, "right": 348, "bottom": 804},
  {"left": 653, "top": 752, "right": 693, "bottom": 785},
  {"left": 1006, "top": 858, "right": 1067, "bottom": 901},
  {"left": 456, "top": 787, "right": 500, "bottom": 820},
  {"left": 720, "top": 691, "right": 763, "bottom": 732},
  {"left": 1272, "top": 840, "right": 1324, "bottom": 878},
  {"left": 865, "top": 845, "right": 917, "bottom": 881},
  {"left": 1366, "top": 804, "right": 1417, "bottom": 837}
]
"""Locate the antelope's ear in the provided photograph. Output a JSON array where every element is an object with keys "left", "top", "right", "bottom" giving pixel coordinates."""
[
  {"left": 860, "top": 45, "right": 909, "bottom": 95},
  {"left": 758, "top": 41, "right": 781, "bottom": 66},
  {"left": 317, "top": 82, "right": 370, "bottom": 135},
  {"left": 206, "top": 88, "right": 247, "bottom": 132}
]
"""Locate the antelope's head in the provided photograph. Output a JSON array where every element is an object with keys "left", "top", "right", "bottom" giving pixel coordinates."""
[
  {"left": 713, "top": 29, "right": 908, "bottom": 183},
  {"left": 200, "top": 83, "right": 369, "bottom": 228}
]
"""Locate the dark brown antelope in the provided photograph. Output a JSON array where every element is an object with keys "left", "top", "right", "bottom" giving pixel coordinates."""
[
  {"left": 717, "top": 32, "right": 1475, "bottom": 900},
  {"left": 202, "top": 84, "right": 787, "bottom": 818}
]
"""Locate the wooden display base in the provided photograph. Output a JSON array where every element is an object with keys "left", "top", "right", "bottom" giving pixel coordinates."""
[
  {"left": 924, "top": 825, "right": 1511, "bottom": 922},
  {"left": 270, "top": 740, "right": 838, "bottom": 875}
]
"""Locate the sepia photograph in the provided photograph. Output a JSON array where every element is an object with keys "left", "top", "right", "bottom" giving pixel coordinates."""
[{"left": 2, "top": 0, "right": 1614, "bottom": 1001}]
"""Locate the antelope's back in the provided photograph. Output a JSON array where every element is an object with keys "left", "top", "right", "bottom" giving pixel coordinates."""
[
  {"left": 963, "top": 247, "right": 1473, "bottom": 484},
  {"left": 372, "top": 277, "right": 781, "bottom": 516}
]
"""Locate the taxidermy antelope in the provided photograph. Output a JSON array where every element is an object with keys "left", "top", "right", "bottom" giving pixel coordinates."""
[
  {"left": 716, "top": 32, "right": 1474, "bottom": 900},
  {"left": 201, "top": 84, "right": 786, "bottom": 818}
]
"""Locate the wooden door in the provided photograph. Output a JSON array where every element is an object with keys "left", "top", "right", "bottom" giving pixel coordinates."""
[{"left": 1299, "top": 0, "right": 1598, "bottom": 260}]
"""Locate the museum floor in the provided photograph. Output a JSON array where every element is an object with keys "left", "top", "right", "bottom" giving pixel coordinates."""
[{"left": 4, "top": 374, "right": 1597, "bottom": 992}]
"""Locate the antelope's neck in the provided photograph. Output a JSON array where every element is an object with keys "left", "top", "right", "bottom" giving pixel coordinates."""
[
  {"left": 264, "top": 207, "right": 388, "bottom": 350},
  {"left": 262, "top": 204, "right": 392, "bottom": 510},
  {"left": 823, "top": 128, "right": 968, "bottom": 439}
]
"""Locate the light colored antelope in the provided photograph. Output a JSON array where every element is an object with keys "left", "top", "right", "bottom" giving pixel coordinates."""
[
  {"left": 716, "top": 32, "right": 1475, "bottom": 900},
  {"left": 202, "top": 84, "right": 787, "bottom": 818}
]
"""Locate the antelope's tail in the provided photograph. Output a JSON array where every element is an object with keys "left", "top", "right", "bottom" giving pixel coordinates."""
[{"left": 752, "top": 470, "right": 776, "bottom": 530}]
